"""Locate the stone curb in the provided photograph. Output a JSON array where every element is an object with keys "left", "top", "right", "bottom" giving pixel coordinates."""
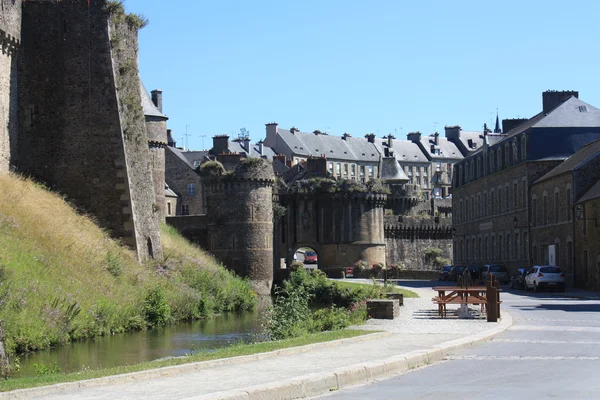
[
  {"left": 185, "top": 310, "right": 514, "bottom": 400},
  {"left": 0, "top": 332, "right": 391, "bottom": 400}
]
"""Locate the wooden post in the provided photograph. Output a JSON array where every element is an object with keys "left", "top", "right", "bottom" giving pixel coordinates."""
[
  {"left": 486, "top": 275, "right": 498, "bottom": 322},
  {"left": 494, "top": 279, "right": 501, "bottom": 319}
]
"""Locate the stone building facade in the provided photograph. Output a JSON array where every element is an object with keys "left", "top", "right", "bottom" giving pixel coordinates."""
[
  {"left": 453, "top": 91, "right": 600, "bottom": 276},
  {"left": 1, "top": 0, "right": 163, "bottom": 262},
  {"left": 165, "top": 146, "right": 205, "bottom": 216},
  {"left": 575, "top": 181, "right": 600, "bottom": 290}
]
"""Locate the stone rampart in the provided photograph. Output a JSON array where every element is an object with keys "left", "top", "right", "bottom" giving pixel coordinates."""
[{"left": 18, "top": 0, "right": 162, "bottom": 261}]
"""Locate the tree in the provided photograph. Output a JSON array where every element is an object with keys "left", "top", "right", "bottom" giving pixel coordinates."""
[{"left": 238, "top": 127, "right": 250, "bottom": 141}]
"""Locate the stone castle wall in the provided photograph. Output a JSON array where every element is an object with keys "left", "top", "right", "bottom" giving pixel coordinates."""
[
  {"left": 18, "top": 0, "right": 161, "bottom": 261},
  {"left": 0, "top": 0, "right": 21, "bottom": 172}
]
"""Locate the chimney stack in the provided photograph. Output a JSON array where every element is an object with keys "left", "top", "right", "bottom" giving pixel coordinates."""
[
  {"left": 342, "top": 133, "right": 351, "bottom": 141},
  {"left": 258, "top": 141, "right": 264, "bottom": 155},
  {"left": 212, "top": 135, "right": 230, "bottom": 154},
  {"left": 151, "top": 89, "right": 163, "bottom": 112},
  {"left": 387, "top": 134, "right": 395, "bottom": 148},
  {"left": 542, "top": 90, "right": 578, "bottom": 114},
  {"left": 264, "top": 122, "right": 279, "bottom": 146},
  {"left": 243, "top": 137, "right": 251, "bottom": 153},
  {"left": 434, "top": 132, "right": 440, "bottom": 146},
  {"left": 365, "top": 133, "right": 376, "bottom": 143},
  {"left": 407, "top": 132, "right": 421, "bottom": 143},
  {"left": 290, "top": 126, "right": 299, "bottom": 134}
]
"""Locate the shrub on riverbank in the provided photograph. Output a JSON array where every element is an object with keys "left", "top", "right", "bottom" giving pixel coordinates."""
[
  {"left": 264, "top": 269, "right": 382, "bottom": 340},
  {"left": 0, "top": 174, "right": 256, "bottom": 367}
]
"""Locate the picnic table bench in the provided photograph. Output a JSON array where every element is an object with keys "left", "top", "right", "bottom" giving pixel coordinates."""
[{"left": 432, "top": 286, "right": 501, "bottom": 318}]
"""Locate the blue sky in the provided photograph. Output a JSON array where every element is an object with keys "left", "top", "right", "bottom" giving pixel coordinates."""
[{"left": 127, "top": 0, "right": 600, "bottom": 151}]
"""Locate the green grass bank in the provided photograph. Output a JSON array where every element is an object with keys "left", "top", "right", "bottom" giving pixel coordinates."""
[{"left": 0, "top": 174, "right": 256, "bottom": 362}]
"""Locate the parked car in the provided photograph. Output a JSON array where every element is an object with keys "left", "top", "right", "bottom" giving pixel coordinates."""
[
  {"left": 481, "top": 264, "right": 510, "bottom": 284},
  {"left": 510, "top": 268, "right": 528, "bottom": 290},
  {"left": 448, "top": 265, "right": 466, "bottom": 281},
  {"left": 439, "top": 265, "right": 453, "bottom": 281},
  {"left": 524, "top": 266, "right": 565, "bottom": 292},
  {"left": 467, "top": 266, "right": 483, "bottom": 283},
  {"left": 304, "top": 251, "right": 318, "bottom": 264}
]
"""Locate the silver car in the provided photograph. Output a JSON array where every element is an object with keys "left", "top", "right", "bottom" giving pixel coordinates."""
[{"left": 524, "top": 266, "right": 566, "bottom": 292}]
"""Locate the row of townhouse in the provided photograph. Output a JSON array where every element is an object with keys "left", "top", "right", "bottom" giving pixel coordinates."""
[
  {"left": 263, "top": 122, "right": 479, "bottom": 200},
  {"left": 452, "top": 90, "right": 600, "bottom": 290}
]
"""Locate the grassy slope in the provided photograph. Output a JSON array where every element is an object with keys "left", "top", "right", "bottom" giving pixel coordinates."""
[
  {"left": 0, "top": 174, "right": 255, "bottom": 357},
  {"left": 334, "top": 281, "right": 419, "bottom": 298}
]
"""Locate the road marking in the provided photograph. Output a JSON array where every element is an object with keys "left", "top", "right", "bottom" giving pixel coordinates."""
[
  {"left": 517, "top": 318, "right": 600, "bottom": 324},
  {"left": 493, "top": 339, "right": 600, "bottom": 345},
  {"left": 510, "top": 325, "right": 600, "bottom": 333},
  {"left": 446, "top": 355, "right": 600, "bottom": 361}
]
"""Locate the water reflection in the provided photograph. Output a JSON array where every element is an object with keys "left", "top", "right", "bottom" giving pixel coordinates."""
[{"left": 17, "top": 309, "right": 263, "bottom": 377}]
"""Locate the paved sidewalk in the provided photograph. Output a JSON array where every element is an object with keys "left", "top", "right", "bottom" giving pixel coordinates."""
[{"left": 2, "top": 284, "right": 512, "bottom": 400}]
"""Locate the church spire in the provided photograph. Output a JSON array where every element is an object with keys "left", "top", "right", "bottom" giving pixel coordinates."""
[{"left": 494, "top": 110, "right": 501, "bottom": 133}]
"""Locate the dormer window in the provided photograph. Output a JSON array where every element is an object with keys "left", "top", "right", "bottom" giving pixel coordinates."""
[{"left": 578, "top": 105, "right": 588, "bottom": 113}]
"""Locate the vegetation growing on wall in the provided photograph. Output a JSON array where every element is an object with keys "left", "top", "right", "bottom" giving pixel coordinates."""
[
  {"left": 0, "top": 174, "right": 255, "bottom": 375},
  {"left": 423, "top": 247, "right": 451, "bottom": 268},
  {"left": 289, "top": 178, "right": 391, "bottom": 195},
  {"left": 198, "top": 161, "right": 226, "bottom": 179},
  {"left": 104, "top": 0, "right": 149, "bottom": 30},
  {"left": 233, "top": 158, "right": 274, "bottom": 180}
]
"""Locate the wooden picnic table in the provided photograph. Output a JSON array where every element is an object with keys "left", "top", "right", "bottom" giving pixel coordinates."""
[{"left": 432, "top": 286, "right": 490, "bottom": 318}]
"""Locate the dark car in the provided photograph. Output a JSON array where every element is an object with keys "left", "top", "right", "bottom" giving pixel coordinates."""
[
  {"left": 439, "top": 265, "right": 453, "bottom": 281},
  {"left": 481, "top": 264, "right": 510, "bottom": 284},
  {"left": 448, "top": 265, "right": 466, "bottom": 281},
  {"left": 510, "top": 268, "right": 528, "bottom": 289},
  {"left": 467, "top": 266, "right": 483, "bottom": 283}
]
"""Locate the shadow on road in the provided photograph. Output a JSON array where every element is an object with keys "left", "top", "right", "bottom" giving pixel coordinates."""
[{"left": 516, "top": 302, "right": 600, "bottom": 312}]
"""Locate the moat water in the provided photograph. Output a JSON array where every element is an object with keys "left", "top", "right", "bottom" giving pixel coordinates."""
[{"left": 16, "top": 309, "right": 262, "bottom": 378}]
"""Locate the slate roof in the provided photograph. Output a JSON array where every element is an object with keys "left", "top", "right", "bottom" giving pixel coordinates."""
[
  {"left": 274, "top": 129, "right": 379, "bottom": 162},
  {"left": 535, "top": 138, "right": 600, "bottom": 184},
  {"left": 166, "top": 146, "right": 195, "bottom": 170},
  {"left": 373, "top": 138, "right": 429, "bottom": 163},
  {"left": 180, "top": 150, "right": 210, "bottom": 168},
  {"left": 165, "top": 184, "right": 178, "bottom": 198},
  {"left": 534, "top": 97, "right": 600, "bottom": 128},
  {"left": 577, "top": 178, "right": 600, "bottom": 204},
  {"left": 419, "top": 135, "right": 462, "bottom": 160},
  {"left": 454, "top": 130, "right": 485, "bottom": 153},
  {"left": 381, "top": 157, "right": 409, "bottom": 183},
  {"left": 140, "top": 82, "right": 168, "bottom": 119}
]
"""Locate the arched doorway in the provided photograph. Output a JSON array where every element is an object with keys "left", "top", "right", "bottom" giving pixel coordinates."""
[{"left": 293, "top": 246, "right": 319, "bottom": 270}]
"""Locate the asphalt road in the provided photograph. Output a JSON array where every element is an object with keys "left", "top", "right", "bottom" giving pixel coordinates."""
[{"left": 316, "top": 285, "right": 600, "bottom": 400}]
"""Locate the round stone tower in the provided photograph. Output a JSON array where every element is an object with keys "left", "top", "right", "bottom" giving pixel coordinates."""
[
  {"left": 202, "top": 159, "right": 275, "bottom": 295},
  {"left": 140, "top": 83, "right": 168, "bottom": 221}
]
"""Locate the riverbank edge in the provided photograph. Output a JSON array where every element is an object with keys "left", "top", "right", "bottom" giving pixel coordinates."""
[{"left": 0, "top": 331, "right": 390, "bottom": 398}]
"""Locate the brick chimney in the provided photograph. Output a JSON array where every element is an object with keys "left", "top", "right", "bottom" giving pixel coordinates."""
[
  {"left": 365, "top": 133, "right": 376, "bottom": 143},
  {"left": 212, "top": 135, "right": 229, "bottom": 154},
  {"left": 542, "top": 90, "right": 578, "bottom": 114},
  {"left": 151, "top": 89, "right": 163, "bottom": 112}
]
